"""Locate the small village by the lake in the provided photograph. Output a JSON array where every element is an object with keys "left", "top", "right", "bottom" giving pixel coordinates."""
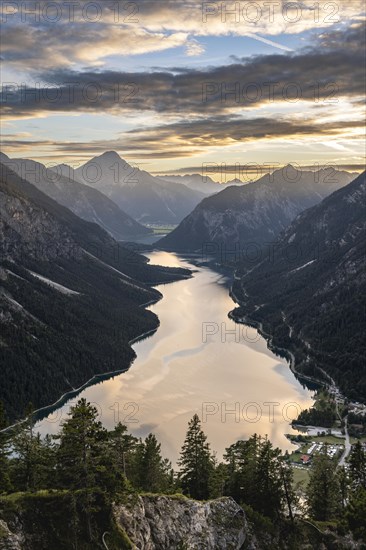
[{"left": 288, "top": 385, "right": 366, "bottom": 487}]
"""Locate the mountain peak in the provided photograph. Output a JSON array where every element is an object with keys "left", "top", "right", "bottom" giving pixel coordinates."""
[
  {"left": 0, "top": 152, "right": 10, "bottom": 162},
  {"left": 99, "top": 151, "right": 123, "bottom": 161},
  {"left": 283, "top": 163, "right": 298, "bottom": 172}
]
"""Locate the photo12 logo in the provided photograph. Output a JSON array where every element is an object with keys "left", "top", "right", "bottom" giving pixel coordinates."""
[
  {"left": 202, "top": 80, "right": 339, "bottom": 104},
  {"left": 44, "top": 400, "right": 140, "bottom": 425},
  {"left": 0, "top": 147, "right": 140, "bottom": 187},
  {"left": 202, "top": 321, "right": 261, "bottom": 344},
  {"left": 1, "top": 2, "right": 140, "bottom": 24},
  {"left": 1, "top": 82, "right": 139, "bottom": 106},
  {"left": 202, "top": 400, "right": 303, "bottom": 424},
  {"left": 201, "top": 2, "right": 340, "bottom": 25},
  {"left": 200, "top": 162, "right": 341, "bottom": 184}
]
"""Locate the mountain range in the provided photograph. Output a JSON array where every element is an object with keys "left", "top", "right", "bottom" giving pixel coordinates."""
[
  {"left": 0, "top": 152, "right": 150, "bottom": 241},
  {"left": 160, "top": 174, "right": 245, "bottom": 194},
  {"left": 231, "top": 171, "right": 366, "bottom": 401},
  {"left": 0, "top": 151, "right": 218, "bottom": 234},
  {"left": 70, "top": 151, "right": 208, "bottom": 224},
  {"left": 158, "top": 165, "right": 356, "bottom": 254},
  {"left": 0, "top": 152, "right": 364, "bottom": 415},
  {"left": 0, "top": 163, "right": 189, "bottom": 421},
  {"left": 159, "top": 174, "right": 223, "bottom": 194}
]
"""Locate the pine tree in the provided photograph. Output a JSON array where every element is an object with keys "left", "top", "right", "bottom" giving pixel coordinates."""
[
  {"left": 109, "top": 422, "right": 137, "bottom": 480},
  {"left": 56, "top": 398, "right": 107, "bottom": 490},
  {"left": 346, "top": 487, "right": 366, "bottom": 542},
  {"left": 306, "top": 447, "right": 341, "bottom": 521},
  {"left": 11, "top": 409, "right": 45, "bottom": 492},
  {"left": 208, "top": 459, "right": 227, "bottom": 499},
  {"left": 348, "top": 441, "right": 366, "bottom": 489},
  {"left": 224, "top": 435, "right": 295, "bottom": 520},
  {"left": 224, "top": 437, "right": 258, "bottom": 505},
  {"left": 56, "top": 399, "right": 108, "bottom": 541},
  {"left": 337, "top": 465, "right": 349, "bottom": 509},
  {"left": 178, "top": 414, "right": 214, "bottom": 500},
  {"left": 0, "top": 401, "right": 11, "bottom": 493},
  {"left": 278, "top": 454, "right": 296, "bottom": 524},
  {"left": 254, "top": 437, "right": 284, "bottom": 518},
  {"left": 132, "top": 433, "right": 173, "bottom": 492}
]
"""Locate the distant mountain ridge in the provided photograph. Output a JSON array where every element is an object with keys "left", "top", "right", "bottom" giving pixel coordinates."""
[
  {"left": 72, "top": 151, "right": 207, "bottom": 224},
  {"left": 158, "top": 165, "right": 356, "bottom": 253},
  {"left": 159, "top": 174, "right": 223, "bottom": 194},
  {"left": 231, "top": 171, "right": 366, "bottom": 401},
  {"left": 0, "top": 152, "right": 150, "bottom": 241},
  {"left": 160, "top": 174, "right": 246, "bottom": 194}
]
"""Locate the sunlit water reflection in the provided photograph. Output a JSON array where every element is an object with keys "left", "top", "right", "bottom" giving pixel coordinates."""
[{"left": 37, "top": 251, "right": 314, "bottom": 465}]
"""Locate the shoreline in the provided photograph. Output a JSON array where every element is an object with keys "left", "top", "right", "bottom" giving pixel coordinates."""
[
  {"left": 228, "top": 282, "right": 354, "bottom": 461},
  {"left": 228, "top": 291, "right": 323, "bottom": 391},
  {"left": 0, "top": 265, "right": 186, "bottom": 435}
]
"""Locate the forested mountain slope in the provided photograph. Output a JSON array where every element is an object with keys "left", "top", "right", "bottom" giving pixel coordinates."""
[
  {"left": 0, "top": 164, "right": 189, "bottom": 420},
  {"left": 158, "top": 166, "right": 355, "bottom": 253},
  {"left": 0, "top": 152, "right": 150, "bottom": 241},
  {"left": 231, "top": 171, "right": 366, "bottom": 401}
]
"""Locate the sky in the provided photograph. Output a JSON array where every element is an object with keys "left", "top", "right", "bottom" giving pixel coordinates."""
[{"left": 1, "top": 0, "right": 365, "bottom": 176}]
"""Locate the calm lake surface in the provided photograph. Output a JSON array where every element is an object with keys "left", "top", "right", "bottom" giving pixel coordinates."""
[{"left": 37, "top": 251, "right": 314, "bottom": 465}]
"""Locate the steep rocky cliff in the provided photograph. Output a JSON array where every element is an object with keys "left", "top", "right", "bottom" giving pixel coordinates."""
[
  {"left": 0, "top": 493, "right": 256, "bottom": 550},
  {"left": 114, "top": 495, "right": 256, "bottom": 549},
  {"left": 1, "top": 492, "right": 363, "bottom": 550}
]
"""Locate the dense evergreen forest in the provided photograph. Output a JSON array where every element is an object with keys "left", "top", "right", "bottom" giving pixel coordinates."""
[
  {"left": 0, "top": 164, "right": 190, "bottom": 421},
  {"left": 231, "top": 171, "right": 366, "bottom": 402},
  {"left": 0, "top": 400, "right": 365, "bottom": 548}
]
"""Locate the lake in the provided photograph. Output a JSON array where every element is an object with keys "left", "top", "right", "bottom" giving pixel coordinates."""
[{"left": 36, "top": 251, "right": 314, "bottom": 465}]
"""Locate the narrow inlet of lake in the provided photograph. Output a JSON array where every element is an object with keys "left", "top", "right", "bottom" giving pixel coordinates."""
[{"left": 37, "top": 251, "right": 314, "bottom": 465}]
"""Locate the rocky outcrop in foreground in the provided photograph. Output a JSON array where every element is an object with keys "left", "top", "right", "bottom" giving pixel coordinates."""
[
  {"left": 114, "top": 495, "right": 256, "bottom": 549},
  {"left": 0, "top": 494, "right": 255, "bottom": 550},
  {"left": 0, "top": 492, "right": 363, "bottom": 549},
  {"left": 0, "top": 519, "right": 23, "bottom": 550}
]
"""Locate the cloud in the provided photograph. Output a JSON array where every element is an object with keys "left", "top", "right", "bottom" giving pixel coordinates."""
[
  {"left": 0, "top": 23, "right": 189, "bottom": 69},
  {"left": 1, "top": 1, "right": 364, "bottom": 70},
  {"left": 155, "top": 163, "right": 365, "bottom": 175},
  {"left": 2, "top": 23, "right": 365, "bottom": 120},
  {"left": 1, "top": 116, "right": 363, "bottom": 161},
  {"left": 121, "top": 116, "right": 365, "bottom": 151},
  {"left": 1, "top": 19, "right": 364, "bottom": 164},
  {"left": 185, "top": 39, "right": 205, "bottom": 56},
  {"left": 0, "top": 136, "right": 199, "bottom": 159}
]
